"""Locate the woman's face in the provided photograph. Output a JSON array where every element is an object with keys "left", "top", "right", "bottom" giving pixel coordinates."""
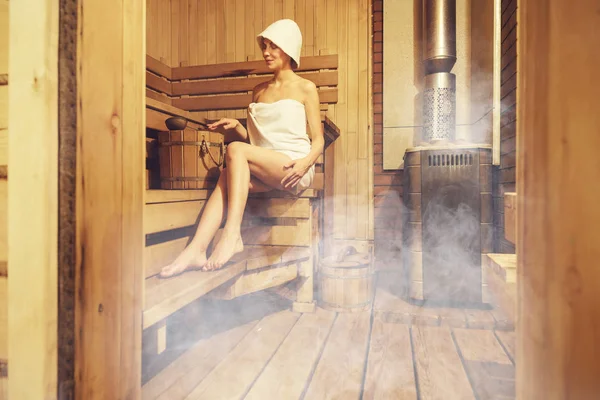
[{"left": 260, "top": 38, "right": 291, "bottom": 70}]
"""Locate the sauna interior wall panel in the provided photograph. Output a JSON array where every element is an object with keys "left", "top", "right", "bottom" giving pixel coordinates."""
[
  {"left": 470, "top": 0, "right": 494, "bottom": 144},
  {"left": 146, "top": 0, "right": 374, "bottom": 243}
]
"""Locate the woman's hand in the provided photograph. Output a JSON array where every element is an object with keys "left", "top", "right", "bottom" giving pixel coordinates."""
[
  {"left": 207, "top": 118, "right": 240, "bottom": 134},
  {"left": 281, "top": 157, "right": 311, "bottom": 189}
]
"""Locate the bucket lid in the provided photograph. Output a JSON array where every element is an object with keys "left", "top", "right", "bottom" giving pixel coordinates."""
[{"left": 320, "top": 252, "right": 371, "bottom": 268}]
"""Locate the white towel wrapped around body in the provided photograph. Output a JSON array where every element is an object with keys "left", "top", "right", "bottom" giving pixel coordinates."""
[{"left": 247, "top": 98, "right": 315, "bottom": 192}]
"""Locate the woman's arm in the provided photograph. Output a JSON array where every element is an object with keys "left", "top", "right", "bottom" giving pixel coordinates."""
[
  {"left": 207, "top": 118, "right": 248, "bottom": 143},
  {"left": 302, "top": 80, "right": 325, "bottom": 166},
  {"left": 281, "top": 80, "right": 324, "bottom": 189}
]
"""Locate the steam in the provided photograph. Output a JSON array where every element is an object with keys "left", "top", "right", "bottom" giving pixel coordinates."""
[{"left": 419, "top": 189, "right": 482, "bottom": 306}]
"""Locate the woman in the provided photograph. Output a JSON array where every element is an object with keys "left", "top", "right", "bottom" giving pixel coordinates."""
[{"left": 159, "top": 19, "right": 324, "bottom": 277}]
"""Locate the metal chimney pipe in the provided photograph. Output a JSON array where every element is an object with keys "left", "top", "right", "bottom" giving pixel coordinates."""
[
  {"left": 422, "top": 0, "right": 457, "bottom": 142},
  {"left": 423, "top": 0, "right": 457, "bottom": 74}
]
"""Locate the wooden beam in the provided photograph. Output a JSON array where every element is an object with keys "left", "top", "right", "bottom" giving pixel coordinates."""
[
  {"left": 76, "top": 0, "right": 144, "bottom": 398},
  {"left": 171, "top": 54, "right": 338, "bottom": 80},
  {"left": 8, "top": 0, "right": 59, "bottom": 398},
  {"left": 517, "top": 1, "right": 600, "bottom": 398}
]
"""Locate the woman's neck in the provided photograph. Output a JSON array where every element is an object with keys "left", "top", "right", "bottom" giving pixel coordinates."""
[{"left": 272, "top": 67, "right": 295, "bottom": 84}]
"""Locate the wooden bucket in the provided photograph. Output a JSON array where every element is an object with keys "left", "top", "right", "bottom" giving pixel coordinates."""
[
  {"left": 157, "top": 128, "right": 224, "bottom": 189},
  {"left": 319, "top": 246, "right": 374, "bottom": 312}
]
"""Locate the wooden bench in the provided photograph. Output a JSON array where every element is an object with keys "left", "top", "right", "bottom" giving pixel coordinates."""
[{"left": 142, "top": 55, "right": 340, "bottom": 359}]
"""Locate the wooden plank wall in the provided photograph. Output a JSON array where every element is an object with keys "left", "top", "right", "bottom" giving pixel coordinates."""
[
  {"left": 0, "top": 0, "right": 7, "bottom": 393},
  {"left": 493, "top": 0, "right": 517, "bottom": 253},
  {"left": 147, "top": 0, "right": 374, "bottom": 247}
]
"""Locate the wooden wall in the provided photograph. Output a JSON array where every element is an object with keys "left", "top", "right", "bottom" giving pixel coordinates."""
[
  {"left": 8, "top": 0, "right": 59, "bottom": 397},
  {"left": 0, "top": 0, "right": 8, "bottom": 392},
  {"left": 470, "top": 0, "right": 494, "bottom": 144},
  {"left": 494, "top": 0, "right": 516, "bottom": 253},
  {"left": 147, "top": 0, "right": 374, "bottom": 247}
]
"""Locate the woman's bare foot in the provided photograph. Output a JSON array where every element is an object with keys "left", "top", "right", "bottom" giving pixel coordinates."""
[
  {"left": 205, "top": 230, "right": 244, "bottom": 271},
  {"left": 158, "top": 246, "right": 207, "bottom": 278}
]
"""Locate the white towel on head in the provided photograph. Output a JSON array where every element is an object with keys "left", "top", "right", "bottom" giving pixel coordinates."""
[
  {"left": 247, "top": 99, "right": 314, "bottom": 192},
  {"left": 256, "top": 19, "right": 302, "bottom": 67}
]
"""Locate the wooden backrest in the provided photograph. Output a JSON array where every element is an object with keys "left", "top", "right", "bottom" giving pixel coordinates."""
[{"left": 146, "top": 55, "right": 338, "bottom": 112}]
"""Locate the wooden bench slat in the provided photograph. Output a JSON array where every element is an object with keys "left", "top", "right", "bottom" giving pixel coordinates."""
[
  {"left": 243, "top": 245, "right": 311, "bottom": 271},
  {"left": 144, "top": 236, "right": 312, "bottom": 280},
  {"left": 146, "top": 189, "right": 210, "bottom": 204},
  {"left": 146, "top": 55, "right": 172, "bottom": 80},
  {"left": 146, "top": 71, "right": 172, "bottom": 95},
  {"left": 146, "top": 96, "right": 208, "bottom": 127},
  {"left": 145, "top": 189, "right": 319, "bottom": 208},
  {"left": 246, "top": 198, "right": 311, "bottom": 219},
  {"left": 144, "top": 200, "right": 204, "bottom": 235},
  {"left": 144, "top": 237, "right": 190, "bottom": 279},
  {"left": 212, "top": 220, "right": 311, "bottom": 247},
  {"left": 241, "top": 221, "right": 311, "bottom": 247},
  {"left": 249, "top": 189, "right": 319, "bottom": 199},
  {"left": 172, "top": 88, "right": 338, "bottom": 111},
  {"left": 146, "top": 88, "right": 172, "bottom": 105},
  {"left": 171, "top": 70, "right": 338, "bottom": 96},
  {"left": 171, "top": 54, "right": 339, "bottom": 81},
  {"left": 208, "top": 264, "right": 298, "bottom": 300}
]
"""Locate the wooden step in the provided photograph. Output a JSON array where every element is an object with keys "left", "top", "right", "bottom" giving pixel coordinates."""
[
  {"left": 486, "top": 253, "right": 516, "bottom": 283},
  {"left": 484, "top": 253, "right": 517, "bottom": 327},
  {"left": 143, "top": 246, "right": 311, "bottom": 329},
  {"left": 143, "top": 260, "right": 246, "bottom": 329}
]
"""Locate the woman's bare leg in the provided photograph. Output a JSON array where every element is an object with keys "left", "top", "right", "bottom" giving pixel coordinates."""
[
  {"left": 158, "top": 170, "right": 229, "bottom": 277},
  {"left": 205, "top": 142, "right": 295, "bottom": 270},
  {"left": 159, "top": 168, "right": 274, "bottom": 278}
]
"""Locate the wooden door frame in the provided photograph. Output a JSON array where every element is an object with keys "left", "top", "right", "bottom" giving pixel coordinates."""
[
  {"left": 516, "top": 0, "right": 600, "bottom": 397},
  {"left": 8, "top": 0, "right": 145, "bottom": 398}
]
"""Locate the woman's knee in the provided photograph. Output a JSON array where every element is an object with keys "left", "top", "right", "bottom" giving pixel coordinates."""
[{"left": 225, "top": 141, "right": 247, "bottom": 162}]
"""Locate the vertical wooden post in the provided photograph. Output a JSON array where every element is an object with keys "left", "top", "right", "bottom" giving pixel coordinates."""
[
  {"left": 75, "top": 0, "right": 145, "bottom": 398},
  {"left": 517, "top": 0, "right": 600, "bottom": 398},
  {"left": 8, "top": 0, "right": 59, "bottom": 398}
]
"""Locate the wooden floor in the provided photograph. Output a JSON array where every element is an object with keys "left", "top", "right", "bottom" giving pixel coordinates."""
[{"left": 142, "top": 273, "right": 516, "bottom": 400}]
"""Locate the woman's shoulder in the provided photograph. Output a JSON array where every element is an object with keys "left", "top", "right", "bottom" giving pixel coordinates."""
[
  {"left": 252, "top": 81, "right": 270, "bottom": 101},
  {"left": 291, "top": 76, "right": 316, "bottom": 91}
]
